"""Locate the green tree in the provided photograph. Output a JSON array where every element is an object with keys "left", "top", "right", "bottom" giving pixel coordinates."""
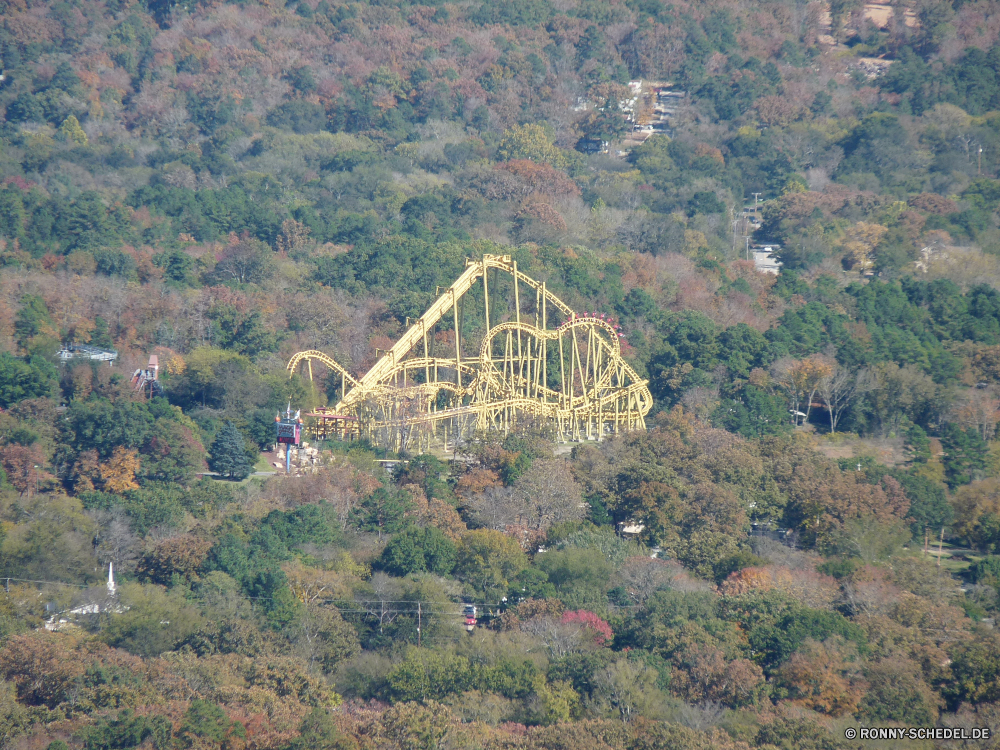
[
  {"left": 536, "top": 547, "right": 613, "bottom": 610},
  {"left": 100, "top": 583, "right": 205, "bottom": 657},
  {"left": 379, "top": 526, "right": 457, "bottom": 576},
  {"left": 890, "top": 471, "right": 952, "bottom": 537},
  {"left": 57, "top": 115, "right": 87, "bottom": 145},
  {"left": 252, "top": 567, "right": 303, "bottom": 629},
  {"left": 0, "top": 188, "right": 27, "bottom": 242},
  {"left": 906, "top": 423, "right": 932, "bottom": 464},
  {"left": 941, "top": 423, "right": 989, "bottom": 489},
  {"left": 208, "top": 422, "right": 253, "bottom": 480},
  {"left": 0, "top": 353, "right": 56, "bottom": 408},
  {"left": 590, "top": 658, "right": 667, "bottom": 724},
  {"left": 14, "top": 295, "right": 53, "bottom": 352},
  {"left": 209, "top": 304, "right": 280, "bottom": 357},
  {"left": 349, "top": 487, "right": 412, "bottom": 539},
  {"left": 386, "top": 650, "right": 472, "bottom": 702},
  {"left": 969, "top": 555, "right": 1000, "bottom": 585},
  {"left": 84, "top": 709, "right": 171, "bottom": 750},
  {"left": 454, "top": 530, "right": 528, "bottom": 600},
  {"left": 629, "top": 135, "right": 676, "bottom": 185},
  {"left": 745, "top": 603, "right": 868, "bottom": 672},
  {"left": 579, "top": 100, "right": 629, "bottom": 143},
  {"left": 153, "top": 250, "right": 197, "bottom": 287},
  {"left": 179, "top": 700, "right": 246, "bottom": 747},
  {"left": 283, "top": 708, "right": 357, "bottom": 750},
  {"left": 65, "top": 398, "right": 155, "bottom": 460},
  {"left": 712, "top": 385, "right": 791, "bottom": 438},
  {"left": 525, "top": 676, "right": 580, "bottom": 726},
  {"left": 496, "top": 124, "right": 566, "bottom": 166},
  {"left": 141, "top": 418, "right": 207, "bottom": 485},
  {"left": 90, "top": 317, "right": 114, "bottom": 349},
  {"left": 946, "top": 632, "right": 1000, "bottom": 706},
  {"left": 859, "top": 658, "right": 937, "bottom": 726},
  {"left": 379, "top": 700, "right": 453, "bottom": 750}
]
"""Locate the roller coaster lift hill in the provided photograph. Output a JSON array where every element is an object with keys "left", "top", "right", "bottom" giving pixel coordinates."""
[{"left": 287, "top": 255, "right": 652, "bottom": 451}]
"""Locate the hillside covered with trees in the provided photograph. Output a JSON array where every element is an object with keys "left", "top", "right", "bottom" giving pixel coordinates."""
[{"left": 4, "top": 0, "right": 1000, "bottom": 747}]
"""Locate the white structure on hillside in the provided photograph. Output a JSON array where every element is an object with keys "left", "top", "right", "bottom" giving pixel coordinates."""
[
  {"left": 44, "top": 563, "right": 121, "bottom": 631},
  {"left": 753, "top": 246, "right": 783, "bottom": 275}
]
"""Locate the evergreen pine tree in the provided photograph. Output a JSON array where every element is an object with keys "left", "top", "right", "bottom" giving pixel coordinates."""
[
  {"left": 941, "top": 423, "right": 988, "bottom": 489},
  {"left": 348, "top": 487, "right": 412, "bottom": 539},
  {"left": 91, "top": 316, "right": 114, "bottom": 350},
  {"left": 209, "top": 422, "right": 253, "bottom": 480}
]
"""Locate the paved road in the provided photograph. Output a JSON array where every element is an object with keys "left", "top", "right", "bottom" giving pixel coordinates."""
[{"left": 197, "top": 471, "right": 277, "bottom": 478}]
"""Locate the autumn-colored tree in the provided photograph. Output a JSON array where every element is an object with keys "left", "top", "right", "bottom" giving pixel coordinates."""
[
  {"left": 454, "top": 467, "right": 502, "bottom": 499},
  {"left": 784, "top": 463, "right": 910, "bottom": 544},
  {"left": 719, "top": 566, "right": 791, "bottom": 597},
  {"left": 953, "top": 478, "right": 1000, "bottom": 550},
  {"left": 137, "top": 535, "right": 214, "bottom": 585},
  {"left": 499, "top": 597, "right": 565, "bottom": 631},
  {"left": 0, "top": 633, "right": 84, "bottom": 708},
  {"left": 560, "top": 610, "right": 613, "bottom": 645},
  {"left": 770, "top": 356, "right": 833, "bottom": 426},
  {"left": 775, "top": 637, "right": 867, "bottom": 716},
  {"left": 742, "top": 566, "right": 840, "bottom": 610},
  {"left": 98, "top": 446, "right": 140, "bottom": 493},
  {"left": 843, "top": 222, "right": 888, "bottom": 273},
  {"left": 515, "top": 202, "right": 567, "bottom": 232},
  {"left": 909, "top": 193, "right": 959, "bottom": 214},
  {"left": 404, "top": 484, "right": 467, "bottom": 542},
  {"left": 495, "top": 160, "right": 580, "bottom": 197},
  {"left": 841, "top": 565, "right": 904, "bottom": 617},
  {"left": 0, "top": 444, "right": 45, "bottom": 496},
  {"left": 950, "top": 388, "right": 1000, "bottom": 441},
  {"left": 753, "top": 95, "right": 805, "bottom": 127},
  {"left": 275, "top": 218, "right": 312, "bottom": 254}
]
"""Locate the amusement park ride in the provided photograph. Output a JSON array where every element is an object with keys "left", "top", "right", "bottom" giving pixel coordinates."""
[{"left": 287, "top": 255, "right": 652, "bottom": 451}]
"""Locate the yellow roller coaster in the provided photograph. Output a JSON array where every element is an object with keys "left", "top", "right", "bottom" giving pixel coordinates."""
[{"left": 287, "top": 254, "right": 652, "bottom": 451}]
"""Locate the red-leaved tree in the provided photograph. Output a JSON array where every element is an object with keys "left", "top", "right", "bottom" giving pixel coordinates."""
[{"left": 560, "top": 610, "right": 613, "bottom": 645}]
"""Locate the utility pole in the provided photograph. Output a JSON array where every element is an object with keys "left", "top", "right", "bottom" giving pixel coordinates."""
[
  {"left": 417, "top": 601, "right": 421, "bottom": 647},
  {"left": 752, "top": 192, "right": 762, "bottom": 211},
  {"left": 979, "top": 146, "right": 983, "bottom": 176}
]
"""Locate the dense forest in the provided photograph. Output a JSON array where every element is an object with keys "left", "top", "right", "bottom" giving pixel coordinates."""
[{"left": 4, "top": 0, "right": 1000, "bottom": 747}]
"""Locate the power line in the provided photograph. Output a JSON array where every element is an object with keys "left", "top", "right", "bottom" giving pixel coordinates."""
[{"left": 0, "top": 576, "right": 90, "bottom": 589}]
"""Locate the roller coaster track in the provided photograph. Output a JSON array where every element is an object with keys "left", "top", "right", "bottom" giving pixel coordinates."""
[{"left": 287, "top": 254, "right": 652, "bottom": 451}]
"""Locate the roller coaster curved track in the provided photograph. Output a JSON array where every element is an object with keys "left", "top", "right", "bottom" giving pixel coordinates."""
[{"left": 287, "top": 254, "right": 652, "bottom": 451}]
